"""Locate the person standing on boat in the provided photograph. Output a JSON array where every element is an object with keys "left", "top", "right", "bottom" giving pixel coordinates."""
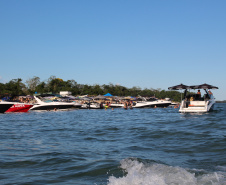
[
  {"left": 197, "top": 90, "right": 201, "bottom": 98},
  {"left": 208, "top": 90, "right": 213, "bottom": 98}
]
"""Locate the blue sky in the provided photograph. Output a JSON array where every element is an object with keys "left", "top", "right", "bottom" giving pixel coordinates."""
[{"left": 0, "top": 0, "right": 225, "bottom": 100}]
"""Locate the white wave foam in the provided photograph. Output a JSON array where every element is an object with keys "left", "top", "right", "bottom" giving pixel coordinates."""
[{"left": 107, "top": 158, "right": 226, "bottom": 185}]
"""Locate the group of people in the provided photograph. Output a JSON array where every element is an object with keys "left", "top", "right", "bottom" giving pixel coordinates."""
[
  {"left": 197, "top": 89, "right": 213, "bottom": 97},
  {"left": 186, "top": 89, "right": 214, "bottom": 102},
  {"left": 123, "top": 101, "right": 133, "bottom": 109}
]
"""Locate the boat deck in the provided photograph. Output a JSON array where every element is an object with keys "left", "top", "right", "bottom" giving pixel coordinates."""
[{"left": 179, "top": 100, "right": 208, "bottom": 113}]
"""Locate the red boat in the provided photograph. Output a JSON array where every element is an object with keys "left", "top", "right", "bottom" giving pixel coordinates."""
[{"left": 5, "top": 103, "right": 33, "bottom": 113}]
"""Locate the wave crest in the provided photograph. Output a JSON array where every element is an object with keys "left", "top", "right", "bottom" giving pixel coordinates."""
[{"left": 108, "top": 158, "right": 226, "bottom": 185}]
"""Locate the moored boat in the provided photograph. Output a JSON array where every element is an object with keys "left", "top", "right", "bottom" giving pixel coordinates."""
[
  {"left": 168, "top": 83, "right": 218, "bottom": 113},
  {"left": 132, "top": 101, "right": 151, "bottom": 108},
  {"left": 81, "top": 102, "right": 104, "bottom": 109},
  {"left": 30, "top": 96, "right": 75, "bottom": 111},
  {"left": 132, "top": 97, "right": 172, "bottom": 108},
  {"left": 146, "top": 97, "right": 172, "bottom": 108}
]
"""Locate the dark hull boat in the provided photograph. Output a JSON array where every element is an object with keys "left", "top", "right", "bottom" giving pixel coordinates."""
[
  {"left": 30, "top": 96, "right": 75, "bottom": 111},
  {"left": 0, "top": 102, "right": 15, "bottom": 113}
]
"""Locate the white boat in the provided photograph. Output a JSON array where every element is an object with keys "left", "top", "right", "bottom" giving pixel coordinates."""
[
  {"left": 168, "top": 83, "right": 218, "bottom": 113},
  {"left": 146, "top": 97, "right": 172, "bottom": 108},
  {"left": 30, "top": 96, "right": 75, "bottom": 111},
  {"left": 81, "top": 102, "right": 104, "bottom": 109},
  {"left": 132, "top": 97, "right": 172, "bottom": 108},
  {"left": 73, "top": 102, "right": 82, "bottom": 109},
  {"left": 108, "top": 103, "right": 124, "bottom": 108},
  {"left": 109, "top": 97, "right": 172, "bottom": 109},
  {"left": 132, "top": 101, "right": 151, "bottom": 108}
]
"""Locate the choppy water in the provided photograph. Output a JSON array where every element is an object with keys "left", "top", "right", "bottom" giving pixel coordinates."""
[{"left": 0, "top": 104, "right": 226, "bottom": 185}]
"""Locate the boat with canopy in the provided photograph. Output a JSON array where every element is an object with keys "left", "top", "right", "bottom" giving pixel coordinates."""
[{"left": 168, "top": 83, "right": 218, "bottom": 113}]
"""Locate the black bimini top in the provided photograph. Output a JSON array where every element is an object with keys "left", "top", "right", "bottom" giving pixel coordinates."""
[
  {"left": 168, "top": 83, "right": 219, "bottom": 90},
  {"left": 168, "top": 83, "right": 190, "bottom": 90}
]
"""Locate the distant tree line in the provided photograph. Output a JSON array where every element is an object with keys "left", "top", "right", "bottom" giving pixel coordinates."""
[{"left": 0, "top": 76, "right": 182, "bottom": 102}]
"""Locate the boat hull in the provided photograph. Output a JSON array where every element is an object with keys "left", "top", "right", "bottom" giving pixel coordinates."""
[
  {"left": 31, "top": 96, "right": 75, "bottom": 111},
  {"left": 31, "top": 104, "right": 74, "bottom": 110},
  {"left": 179, "top": 100, "right": 215, "bottom": 113},
  {"left": 148, "top": 102, "right": 172, "bottom": 108},
  {"left": 133, "top": 102, "right": 151, "bottom": 108},
  {"left": 107, "top": 103, "right": 124, "bottom": 108},
  {"left": 5, "top": 103, "right": 33, "bottom": 113},
  {"left": 133, "top": 101, "right": 172, "bottom": 108},
  {"left": 81, "top": 103, "right": 103, "bottom": 109},
  {"left": 0, "top": 102, "right": 15, "bottom": 113}
]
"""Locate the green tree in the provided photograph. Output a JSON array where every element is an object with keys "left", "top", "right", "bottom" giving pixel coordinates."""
[
  {"left": 4, "top": 78, "right": 26, "bottom": 96},
  {"left": 0, "top": 75, "right": 183, "bottom": 101},
  {"left": 0, "top": 83, "right": 6, "bottom": 97},
  {"left": 92, "top": 84, "right": 103, "bottom": 95},
  {"left": 26, "top": 76, "right": 40, "bottom": 94},
  {"left": 46, "top": 76, "right": 64, "bottom": 93},
  {"left": 81, "top": 84, "right": 92, "bottom": 95},
  {"left": 130, "top": 86, "right": 142, "bottom": 96},
  {"left": 35, "top": 82, "right": 47, "bottom": 94}
]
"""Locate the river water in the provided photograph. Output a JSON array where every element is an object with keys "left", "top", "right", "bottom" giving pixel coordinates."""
[{"left": 0, "top": 104, "right": 226, "bottom": 185}]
